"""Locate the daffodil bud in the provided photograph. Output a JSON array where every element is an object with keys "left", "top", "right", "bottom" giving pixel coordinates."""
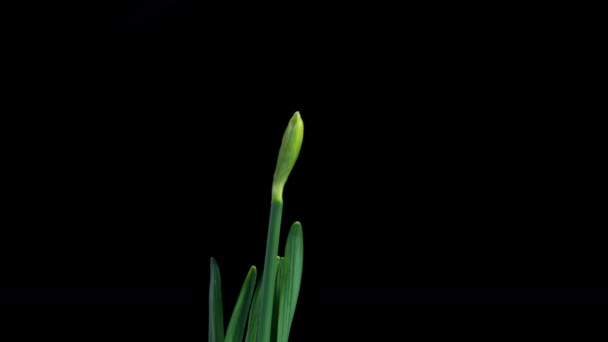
[{"left": 272, "top": 112, "right": 304, "bottom": 202}]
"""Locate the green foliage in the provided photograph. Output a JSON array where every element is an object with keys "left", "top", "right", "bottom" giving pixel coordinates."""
[
  {"left": 209, "top": 113, "right": 304, "bottom": 342},
  {"left": 209, "top": 258, "right": 224, "bottom": 342}
]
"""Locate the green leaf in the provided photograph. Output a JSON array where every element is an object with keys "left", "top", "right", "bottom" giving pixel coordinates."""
[
  {"left": 245, "top": 271, "right": 264, "bottom": 342},
  {"left": 277, "top": 222, "right": 304, "bottom": 342},
  {"left": 225, "top": 266, "right": 257, "bottom": 342},
  {"left": 271, "top": 257, "right": 285, "bottom": 342},
  {"left": 209, "top": 257, "right": 225, "bottom": 342}
]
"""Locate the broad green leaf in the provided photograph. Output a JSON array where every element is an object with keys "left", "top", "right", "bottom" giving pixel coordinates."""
[
  {"left": 277, "top": 222, "right": 304, "bottom": 342},
  {"left": 225, "top": 266, "right": 257, "bottom": 342},
  {"left": 209, "top": 257, "right": 225, "bottom": 342}
]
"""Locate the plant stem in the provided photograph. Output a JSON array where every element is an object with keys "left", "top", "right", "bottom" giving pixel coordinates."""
[{"left": 258, "top": 199, "right": 283, "bottom": 342}]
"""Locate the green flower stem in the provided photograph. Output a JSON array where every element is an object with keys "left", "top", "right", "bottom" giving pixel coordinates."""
[{"left": 258, "top": 199, "right": 283, "bottom": 342}]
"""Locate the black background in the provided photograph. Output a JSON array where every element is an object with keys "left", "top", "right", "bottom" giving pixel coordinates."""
[{"left": 1, "top": 1, "right": 604, "bottom": 340}]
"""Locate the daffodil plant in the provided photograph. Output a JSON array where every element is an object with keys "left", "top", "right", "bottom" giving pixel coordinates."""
[{"left": 209, "top": 113, "right": 304, "bottom": 342}]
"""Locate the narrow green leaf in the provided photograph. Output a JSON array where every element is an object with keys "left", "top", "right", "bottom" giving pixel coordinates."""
[
  {"left": 209, "top": 257, "right": 225, "bottom": 342},
  {"left": 271, "top": 257, "right": 285, "bottom": 342},
  {"left": 225, "top": 266, "right": 257, "bottom": 342},
  {"left": 245, "top": 270, "right": 264, "bottom": 342},
  {"left": 277, "top": 222, "right": 304, "bottom": 342}
]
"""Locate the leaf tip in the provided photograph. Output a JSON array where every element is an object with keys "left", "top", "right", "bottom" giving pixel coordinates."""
[{"left": 291, "top": 221, "right": 303, "bottom": 232}]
